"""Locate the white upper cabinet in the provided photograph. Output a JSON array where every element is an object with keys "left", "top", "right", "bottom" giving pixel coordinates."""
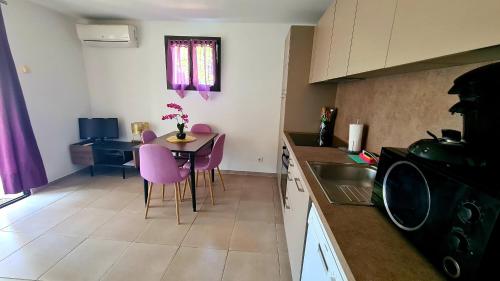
[
  {"left": 309, "top": 2, "right": 336, "bottom": 83},
  {"left": 386, "top": 0, "right": 500, "bottom": 67},
  {"left": 347, "top": 0, "right": 397, "bottom": 75},
  {"left": 327, "top": 0, "right": 357, "bottom": 79}
]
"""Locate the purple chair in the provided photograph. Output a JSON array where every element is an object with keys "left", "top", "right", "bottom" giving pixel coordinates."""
[
  {"left": 191, "top": 124, "right": 213, "bottom": 158},
  {"left": 191, "top": 123, "right": 212, "bottom": 134},
  {"left": 183, "top": 134, "right": 226, "bottom": 205},
  {"left": 140, "top": 144, "right": 190, "bottom": 223},
  {"left": 141, "top": 130, "right": 157, "bottom": 143},
  {"left": 141, "top": 129, "right": 187, "bottom": 198}
]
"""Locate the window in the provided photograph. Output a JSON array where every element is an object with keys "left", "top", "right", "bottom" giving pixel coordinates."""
[{"left": 165, "top": 36, "right": 221, "bottom": 96}]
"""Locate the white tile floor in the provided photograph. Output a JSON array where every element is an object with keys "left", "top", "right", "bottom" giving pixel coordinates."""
[{"left": 0, "top": 171, "right": 292, "bottom": 281}]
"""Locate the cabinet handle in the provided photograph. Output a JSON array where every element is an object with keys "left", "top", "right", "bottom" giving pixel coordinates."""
[
  {"left": 318, "top": 244, "right": 329, "bottom": 272},
  {"left": 284, "top": 196, "right": 290, "bottom": 209},
  {"left": 294, "top": 177, "right": 305, "bottom": 192}
]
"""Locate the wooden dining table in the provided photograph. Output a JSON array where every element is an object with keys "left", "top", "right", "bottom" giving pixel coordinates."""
[{"left": 139, "top": 131, "right": 218, "bottom": 212}]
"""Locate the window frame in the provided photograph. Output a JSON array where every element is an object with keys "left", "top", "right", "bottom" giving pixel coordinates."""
[{"left": 165, "top": 36, "right": 222, "bottom": 92}]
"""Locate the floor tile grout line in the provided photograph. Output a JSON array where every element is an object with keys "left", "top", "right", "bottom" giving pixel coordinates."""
[
  {"left": 0, "top": 230, "right": 45, "bottom": 264},
  {"left": 220, "top": 199, "right": 239, "bottom": 281},
  {"left": 35, "top": 234, "right": 88, "bottom": 280},
  {"left": 0, "top": 277, "right": 37, "bottom": 281},
  {"left": 1, "top": 175, "right": 280, "bottom": 280},
  {"left": 0, "top": 193, "right": 145, "bottom": 279},
  {"left": 219, "top": 249, "right": 230, "bottom": 281},
  {"left": 158, "top": 244, "right": 182, "bottom": 281},
  {"left": 43, "top": 206, "right": 118, "bottom": 238},
  {"left": 97, "top": 240, "right": 134, "bottom": 281},
  {"left": 0, "top": 188, "right": 78, "bottom": 232}
]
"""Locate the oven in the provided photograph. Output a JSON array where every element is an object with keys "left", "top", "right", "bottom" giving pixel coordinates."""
[{"left": 279, "top": 144, "right": 290, "bottom": 207}]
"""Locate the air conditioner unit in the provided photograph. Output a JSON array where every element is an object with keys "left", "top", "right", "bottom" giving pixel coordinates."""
[{"left": 76, "top": 24, "right": 138, "bottom": 48}]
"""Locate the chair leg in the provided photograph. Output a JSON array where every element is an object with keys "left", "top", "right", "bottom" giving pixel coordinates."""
[
  {"left": 216, "top": 166, "right": 226, "bottom": 191},
  {"left": 162, "top": 184, "right": 165, "bottom": 201},
  {"left": 145, "top": 183, "right": 153, "bottom": 219},
  {"left": 175, "top": 182, "right": 180, "bottom": 225},
  {"left": 182, "top": 179, "right": 187, "bottom": 201},
  {"left": 207, "top": 173, "right": 215, "bottom": 206},
  {"left": 203, "top": 171, "right": 207, "bottom": 190}
]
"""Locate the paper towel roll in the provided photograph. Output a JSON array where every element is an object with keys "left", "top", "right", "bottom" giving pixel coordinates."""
[{"left": 348, "top": 123, "right": 364, "bottom": 153}]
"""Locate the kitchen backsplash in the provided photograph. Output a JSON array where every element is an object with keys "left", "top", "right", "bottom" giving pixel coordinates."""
[{"left": 333, "top": 61, "right": 494, "bottom": 153}]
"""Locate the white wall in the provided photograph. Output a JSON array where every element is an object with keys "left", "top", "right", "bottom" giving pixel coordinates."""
[
  {"left": 83, "top": 21, "right": 289, "bottom": 173},
  {"left": 2, "top": 0, "right": 91, "bottom": 182}
]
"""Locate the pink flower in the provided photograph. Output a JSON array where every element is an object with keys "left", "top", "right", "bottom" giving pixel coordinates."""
[
  {"left": 161, "top": 113, "right": 178, "bottom": 120},
  {"left": 167, "top": 103, "right": 183, "bottom": 111},
  {"left": 162, "top": 102, "right": 189, "bottom": 126}
]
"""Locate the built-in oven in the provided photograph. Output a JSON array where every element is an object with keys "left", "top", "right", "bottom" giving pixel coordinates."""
[{"left": 279, "top": 144, "right": 290, "bottom": 207}]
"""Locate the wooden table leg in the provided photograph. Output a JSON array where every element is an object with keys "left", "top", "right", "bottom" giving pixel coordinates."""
[
  {"left": 143, "top": 179, "right": 149, "bottom": 205},
  {"left": 189, "top": 152, "right": 197, "bottom": 212}
]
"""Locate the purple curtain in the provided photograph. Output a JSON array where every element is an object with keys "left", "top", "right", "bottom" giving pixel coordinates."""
[
  {"left": 0, "top": 7, "right": 48, "bottom": 194},
  {"left": 192, "top": 40, "right": 216, "bottom": 100},
  {"left": 166, "top": 40, "right": 191, "bottom": 98}
]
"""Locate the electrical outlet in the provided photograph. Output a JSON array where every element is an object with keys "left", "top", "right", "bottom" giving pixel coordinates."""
[{"left": 258, "top": 157, "right": 264, "bottom": 163}]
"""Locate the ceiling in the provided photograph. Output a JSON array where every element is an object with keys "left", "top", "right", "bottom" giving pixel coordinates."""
[{"left": 29, "top": 0, "right": 330, "bottom": 23}]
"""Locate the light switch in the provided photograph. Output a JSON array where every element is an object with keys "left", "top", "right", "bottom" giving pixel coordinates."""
[{"left": 20, "top": 65, "right": 31, "bottom": 74}]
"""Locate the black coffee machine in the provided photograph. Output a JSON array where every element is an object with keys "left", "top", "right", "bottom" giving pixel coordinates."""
[
  {"left": 449, "top": 62, "right": 500, "bottom": 167},
  {"left": 409, "top": 62, "right": 500, "bottom": 169}
]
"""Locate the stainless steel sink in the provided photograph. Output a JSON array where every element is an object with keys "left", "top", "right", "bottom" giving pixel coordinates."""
[{"left": 307, "top": 161, "right": 377, "bottom": 206}]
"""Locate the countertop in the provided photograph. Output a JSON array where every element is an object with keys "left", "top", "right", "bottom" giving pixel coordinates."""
[{"left": 283, "top": 132, "right": 446, "bottom": 281}]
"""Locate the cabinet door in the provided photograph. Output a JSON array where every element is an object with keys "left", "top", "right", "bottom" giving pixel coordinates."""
[
  {"left": 309, "top": 2, "right": 336, "bottom": 83},
  {"left": 347, "top": 0, "right": 397, "bottom": 75},
  {"left": 327, "top": 0, "right": 357, "bottom": 79},
  {"left": 386, "top": 0, "right": 500, "bottom": 67},
  {"left": 283, "top": 164, "right": 310, "bottom": 281},
  {"left": 301, "top": 222, "right": 331, "bottom": 281},
  {"left": 303, "top": 204, "right": 348, "bottom": 281}
]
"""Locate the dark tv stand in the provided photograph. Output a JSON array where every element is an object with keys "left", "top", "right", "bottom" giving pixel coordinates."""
[{"left": 69, "top": 140, "right": 139, "bottom": 179}]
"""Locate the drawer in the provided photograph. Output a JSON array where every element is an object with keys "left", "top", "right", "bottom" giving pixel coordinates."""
[{"left": 69, "top": 144, "right": 94, "bottom": 165}]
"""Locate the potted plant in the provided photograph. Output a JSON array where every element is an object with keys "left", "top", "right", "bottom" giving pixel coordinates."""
[{"left": 162, "top": 103, "right": 189, "bottom": 139}]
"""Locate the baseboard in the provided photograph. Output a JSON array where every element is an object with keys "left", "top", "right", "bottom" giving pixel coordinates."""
[
  {"left": 32, "top": 168, "right": 89, "bottom": 193},
  {"left": 33, "top": 167, "right": 276, "bottom": 194},
  {"left": 220, "top": 169, "right": 277, "bottom": 178}
]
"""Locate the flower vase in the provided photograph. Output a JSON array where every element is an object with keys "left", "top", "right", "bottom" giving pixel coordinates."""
[{"left": 176, "top": 123, "right": 186, "bottom": 139}]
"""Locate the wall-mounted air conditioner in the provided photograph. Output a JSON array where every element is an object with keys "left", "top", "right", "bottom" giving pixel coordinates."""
[{"left": 76, "top": 24, "right": 138, "bottom": 48}]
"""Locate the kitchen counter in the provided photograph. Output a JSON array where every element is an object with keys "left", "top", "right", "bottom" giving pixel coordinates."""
[{"left": 283, "top": 132, "right": 446, "bottom": 281}]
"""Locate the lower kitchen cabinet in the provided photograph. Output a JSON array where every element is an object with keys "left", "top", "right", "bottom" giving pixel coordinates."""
[
  {"left": 283, "top": 158, "right": 310, "bottom": 281},
  {"left": 302, "top": 203, "right": 348, "bottom": 281}
]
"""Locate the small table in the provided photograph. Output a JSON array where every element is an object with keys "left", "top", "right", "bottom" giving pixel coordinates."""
[{"left": 140, "top": 131, "right": 218, "bottom": 212}]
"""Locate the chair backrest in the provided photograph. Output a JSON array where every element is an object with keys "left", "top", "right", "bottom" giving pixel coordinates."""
[
  {"left": 142, "top": 130, "right": 157, "bottom": 143},
  {"left": 140, "top": 144, "right": 184, "bottom": 184},
  {"left": 191, "top": 124, "right": 212, "bottom": 134},
  {"left": 207, "top": 134, "right": 225, "bottom": 169}
]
